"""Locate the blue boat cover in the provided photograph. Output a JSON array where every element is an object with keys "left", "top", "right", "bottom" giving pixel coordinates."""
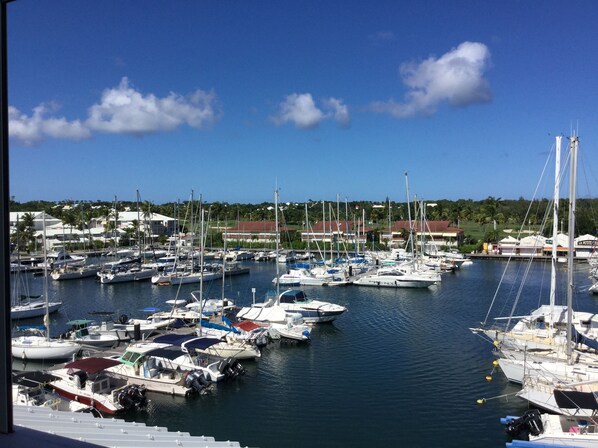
[
  {"left": 154, "top": 333, "right": 197, "bottom": 345},
  {"left": 201, "top": 320, "right": 240, "bottom": 334},
  {"left": 572, "top": 327, "right": 598, "bottom": 351},
  {"left": 154, "top": 333, "right": 222, "bottom": 350}
]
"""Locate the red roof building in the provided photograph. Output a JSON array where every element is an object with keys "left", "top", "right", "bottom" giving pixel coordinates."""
[
  {"left": 223, "top": 221, "right": 292, "bottom": 244},
  {"left": 380, "top": 220, "right": 464, "bottom": 249}
]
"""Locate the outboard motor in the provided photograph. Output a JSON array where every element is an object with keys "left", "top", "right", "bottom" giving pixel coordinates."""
[
  {"left": 117, "top": 385, "right": 147, "bottom": 410},
  {"left": 184, "top": 370, "right": 211, "bottom": 395},
  {"left": 218, "top": 358, "right": 237, "bottom": 378},
  {"left": 504, "top": 409, "right": 543, "bottom": 440},
  {"left": 118, "top": 314, "right": 129, "bottom": 325},
  {"left": 231, "top": 360, "right": 246, "bottom": 376}
]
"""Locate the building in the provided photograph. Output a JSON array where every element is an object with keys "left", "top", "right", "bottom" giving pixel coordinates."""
[
  {"left": 301, "top": 220, "right": 371, "bottom": 246},
  {"left": 223, "top": 221, "right": 292, "bottom": 245},
  {"left": 379, "top": 220, "right": 464, "bottom": 250}
]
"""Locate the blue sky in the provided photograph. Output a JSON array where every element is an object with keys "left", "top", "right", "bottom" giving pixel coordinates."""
[{"left": 6, "top": 0, "right": 598, "bottom": 205}]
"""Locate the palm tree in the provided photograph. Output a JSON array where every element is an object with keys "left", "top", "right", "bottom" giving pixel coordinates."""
[{"left": 61, "top": 209, "right": 78, "bottom": 249}]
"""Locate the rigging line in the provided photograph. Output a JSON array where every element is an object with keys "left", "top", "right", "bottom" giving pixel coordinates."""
[{"left": 483, "top": 142, "right": 558, "bottom": 325}]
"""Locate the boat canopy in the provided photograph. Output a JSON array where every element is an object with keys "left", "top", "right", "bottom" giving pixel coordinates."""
[
  {"left": 554, "top": 389, "right": 598, "bottom": 410},
  {"left": 144, "top": 345, "right": 185, "bottom": 360},
  {"left": 66, "top": 319, "right": 94, "bottom": 326},
  {"left": 154, "top": 334, "right": 198, "bottom": 346},
  {"left": 13, "top": 371, "right": 59, "bottom": 387},
  {"left": 233, "top": 320, "right": 263, "bottom": 332},
  {"left": 65, "top": 357, "right": 122, "bottom": 374},
  {"left": 279, "top": 289, "right": 308, "bottom": 304},
  {"left": 201, "top": 320, "right": 241, "bottom": 334},
  {"left": 16, "top": 325, "right": 45, "bottom": 331},
  {"left": 154, "top": 334, "right": 222, "bottom": 350}
]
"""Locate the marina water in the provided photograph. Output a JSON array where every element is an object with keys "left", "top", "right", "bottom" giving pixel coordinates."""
[{"left": 12, "top": 258, "right": 598, "bottom": 447}]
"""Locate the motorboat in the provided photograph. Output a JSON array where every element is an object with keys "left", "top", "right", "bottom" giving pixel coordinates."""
[
  {"left": 12, "top": 370, "right": 97, "bottom": 414},
  {"left": 38, "top": 250, "right": 87, "bottom": 269},
  {"left": 49, "top": 357, "right": 147, "bottom": 415},
  {"left": 111, "top": 313, "right": 178, "bottom": 340},
  {"left": 153, "top": 334, "right": 248, "bottom": 381},
  {"left": 269, "top": 313, "right": 311, "bottom": 342},
  {"left": 504, "top": 409, "right": 598, "bottom": 446},
  {"left": 60, "top": 319, "right": 121, "bottom": 348},
  {"left": 105, "top": 343, "right": 214, "bottom": 396},
  {"left": 353, "top": 263, "right": 440, "bottom": 288},
  {"left": 194, "top": 324, "right": 263, "bottom": 360},
  {"left": 273, "top": 289, "right": 347, "bottom": 323}
]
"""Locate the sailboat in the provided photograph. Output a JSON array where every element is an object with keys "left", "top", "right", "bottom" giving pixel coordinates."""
[
  {"left": 11, "top": 216, "right": 62, "bottom": 320},
  {"left": 354, "top": 174, "right": 441, "bottom": 289},
  {"left": 97, "top": 194, "right": 157, "bottom": 284},
  {"left": 236, "top": 189, "right": 313, "bottom": 342},
  {"left": 477, "top": 137, "right": 598, "bottom": 417},
  {"left": 12, "top": 212, "right": 81, "bottom": 361},
  {"left": 471, "top": 136, "right": 598, "bottom": 360}
]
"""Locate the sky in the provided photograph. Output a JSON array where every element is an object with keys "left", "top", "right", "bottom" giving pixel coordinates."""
[{"left": 5, "top": 0, "right": 598, "bottom": 205}]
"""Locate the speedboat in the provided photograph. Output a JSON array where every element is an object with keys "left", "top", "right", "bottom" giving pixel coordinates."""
[
  {"left": 49, "top": 357, "right": 147, "bottom": 415},
  {"left": 274, "top": 289, "right": 347, "bottom": 323},
  {"left": 105, "top": 343, "right": 215, "bottom": 396},
  {"left": 12, "top": 370, "right": 98, "bottom": 414},
  {"left": 353, "top": 263, "right": 440, "bottom": 288},
  {"left": 61, "top": 319, "right": 121, "bottom": 348}
]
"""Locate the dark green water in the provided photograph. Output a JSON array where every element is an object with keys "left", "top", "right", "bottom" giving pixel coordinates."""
[{"left": 12, "top": 258, "right": 598, "bottom": 447}]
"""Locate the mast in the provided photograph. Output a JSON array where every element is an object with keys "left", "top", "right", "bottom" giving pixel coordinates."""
[
  {"left": 405, "top": 172, "right": 415, "bottom": 259},
  {"left": 136, "top": 190, "right": 141, "bottom": 255},
  {"left": 275, "top": 188, "right": 280, "bottom": 298},
  {"left": 362, "top": 207, "right": 365, "bottom": 253},
  {"left": 322, "top": 201, "right": 332, "bottom": 266},
  {"left": 198, "top": 207, "right": 205, "bottom": 336},
  {"left": 42, "top": 211, "right": 49, "bottom": 342},
  {"left": 566, "top": 135, "right": 578, "bottom": 363},
  {"left": 549, "top": 136, "right": 561, "bottom": 326},
  {"left": 304, "top": 203, "right": 309, "bottom": 255}
]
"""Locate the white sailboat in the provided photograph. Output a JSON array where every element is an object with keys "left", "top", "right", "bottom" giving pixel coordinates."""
[
  {"left": 11, "top": 216, "right": 62, "bottom": 320},
  {"left": 12, "top": 212, "right": 81, "bottom": 361},
  {"left": 471, "top": 136, "right": 598, "bottom": 356}
]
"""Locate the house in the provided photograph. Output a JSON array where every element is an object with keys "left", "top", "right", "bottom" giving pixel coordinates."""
[
  {"left": 301, "top": 220, "right": 371, "bottom": 246},
  {"left": 541, "top": 233, "right": 569, "bottom": 257},
  {"left": 574, "top": 234, "right": 598, "bottom": 258},
  {"left": 379, "top": 220, "right": 464, "bottom": 250},
  {"left": 89, "top": 211, "right": 177, "bottom": 239},
  {"left": 9, "top": 212, "right": 61, "bottom": 231},
  {"left": 515, "top": 234, "right": 546, "bottom": 257},
  {"left": 223, "top": 221, "right": 292, "bottom": 245},
  {"left": 497, "top": 235, "right": 519, "bottom": 255}
]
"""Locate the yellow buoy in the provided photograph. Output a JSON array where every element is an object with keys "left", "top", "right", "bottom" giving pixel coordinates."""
[
  {"left": 493, "top": 340, "right": 500, "bottom": 347},
  {"left": 476, "top": 399, "right": 486, "bottom": 405},
  {"left": 492, "top": 360, "right": 499, "bottom": 367},
  {"left": 485, "top": 375, "right": 493, "bottom": 382}
]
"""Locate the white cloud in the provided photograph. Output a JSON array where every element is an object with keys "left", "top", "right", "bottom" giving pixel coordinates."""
[
  {"left": 371, "top": 41, "right": 492, "bottom": 118},
  {"left": 9, "top": 104, "right": 91, "bottom": 146},
  {"left": 86, "top": 77, "right": 220, "bottom": 134},
  {"left": 323, "top": 97, "right": 351, "bottom": 128},
  {"left": 8, "top": 78, "right": 221, "bottom": 145},
  {"left": 271, "top": 93, "right": 325, "bottom": 129},
  {"left": 271, "top": 93, "right": 350, "bottom": 129}
]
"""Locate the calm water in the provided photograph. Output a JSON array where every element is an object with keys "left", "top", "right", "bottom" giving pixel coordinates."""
[{"left": 11, "top": 258, "right": 598, "bottom": 447}]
